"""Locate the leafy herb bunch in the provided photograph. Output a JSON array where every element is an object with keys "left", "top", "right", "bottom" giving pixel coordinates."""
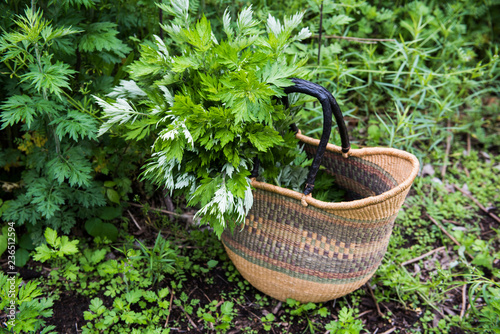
[{"left": 97, "top": 0, "right": 311, "bottom": 236}]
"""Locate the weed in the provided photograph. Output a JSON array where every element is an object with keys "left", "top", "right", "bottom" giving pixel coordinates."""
[
  {"left": 285, "top": 298, "right": 329, "bottom": 333},
  {"left": 135, "top": 233, "right": 176, "bottom": 285},
  {"left": 198, "top": 300, "right": 236, "bottom": 332},
  {"left": 325, "top": 307, "right": 365, "bottom": 334},
  {"left": 0, "top": 272, "right": 56, "bottom": 333},
  {"left": 261, "top": 312, "right": 276, "bottom": 331}
]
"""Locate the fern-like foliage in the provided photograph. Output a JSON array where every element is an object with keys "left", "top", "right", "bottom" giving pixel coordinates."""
[
  {"left": 0, "top": 1, "right": 150, "bottom": 245},
  {"left": 78, "top": 22, "right": 132, "bottom": 63},
  {"left": 0, "top": 272, "right": 55, "bottom": 333},
  {"left": 97, "top": 2, "right": 311, "bottom": 236}
]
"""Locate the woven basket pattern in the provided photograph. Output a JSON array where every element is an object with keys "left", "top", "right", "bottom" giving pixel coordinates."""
[{"left": 221, "top": 134, "right": 419, "bottom": 302}]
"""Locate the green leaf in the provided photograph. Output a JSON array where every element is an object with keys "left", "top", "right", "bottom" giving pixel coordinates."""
[
  {"left": 182, "top": 15, "right": 213, "bottom": 52},
  {"left": 219, "top": 71, "right": 276, "bottom": 124},
  {"left": 158, "top": 300, "right": 170, "bottom": 309},
  {"left": 216, "top": 323, "right": 230, "bottom": 330},
  {"left": 79, "top": 22, "right": 132, "bottom": 61},
  {"left": 325, "top": 42, "right": 342, "bottom": 55},
  {"left": 19, "top": 234, "right": 35, "bottom": 250},
  {"left": 1, "top": 95, "right": 61, "bottom": 130},
  {"left": 52, "top": 110, "right": 98, "bottom": 141},
  {"left": 15, "top": 248, "right": 31, "bottom": 267},
  {"left": 91, "top": 249, "right": 107, "bottom": 263},
  {"left": 318, "top": 307, "right": 329, "bottom": 317},
  {"left": 259, "top": 60, "right": 298, "bottom": 87},
  {"left": 246, "top": 125, "right": 283, "bottom": 152},
  {"left": 472, "top": 253, "right": 493, "bottom": 270},
  {"left": 46, "top": 147, "right": 93, "bottom": 187},
  {"left": 113, "top": 298, "right": 126, "bottom": 311},
  {"left": 106, "top": 188, "right": 120, "bottom": 204},
  {"left": 171, "top": 55, "right": 201, "bottom": 73},
  {"left": 69, "top": 182, "right": 106, "bottom": 209},
  {"left": 330, "top": 14, "right": 355, "bottom": 26},
  {"left": 203, "top": 313, "right": 216, "bottom": 323},
  {"left": 84, "top": 218, "right": 118, "bottom": 242},
  {"left": 18, "top": 280, "right": 43, "bottom": 302},
  {"left": 63, "top": 263, "right": 79, "bottom": 280},
  {"left": 143, "top": 291, "right": 158, "bottom": 303},
  {"left": 158, "top": 287, "right": 170, "bottom": 299},
  {"left": 367, "top": 124, "right": 381, "bottom": 142},
  {"left": 33, "top": 244, "right": 53, "bottom": 263},
  {"left": 1, "top": 95, "right": 37, "bottom": 129},
  {"left": 97, "top": 206, "right": 122, "bottom": 220},
  {"left": 33, "top": 184, "right": 66, "bottom": 219},
  {"left": 40, "top": 325, "right": 57, "bottom": 334},
  {"left": 207, "top": 260, "right": 218, "bottom": 268},
  {"left": 0, "top": 235, "right": 6, "bottom": 257},
  {"left": 44, "top": 228, "right": 59, "bottom": 248},
  {"left": 121, "top": 310, "right": 147, "bottom": 324},
  {"left": 57, "top": 236, "right": 79, "bottom": 256},
  {"left": 20, "top": 59, "right": 75, "bottom": 99},
  {"left": 103, "top": 181, "right": 116, "bottom": 187},
  {"left": 125, "top": 289, "right": 143, "bottom": 304},
  {"left": 127, "top": 43, "right": 168, "bottom": 79},
  {"left": 124, "top": 118, "right": 157, "bottom": 141},
  {"left": 220, "top": 301, "right": 234, "bottom": 314},
  {"left": 89, "top": 298, "right": 106, "bottom": 316},
  {"left": 41, "top": 23, "right": 80, "bottom": 43},
  {"left": 81, "top": 249, "right": 106, "bottom": 271}
]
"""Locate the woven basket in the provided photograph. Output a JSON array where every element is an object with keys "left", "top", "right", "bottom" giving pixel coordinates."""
[{"left": 221, "top": 79, "right": 419, "bottom": 303}]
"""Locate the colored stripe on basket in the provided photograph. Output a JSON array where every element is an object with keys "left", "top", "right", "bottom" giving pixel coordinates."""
[
  {"left": 242, "top": 215, "right": 395, "bottom": 257},
  {"left": 254, "top": 190, "right": 399, "bottom": 225},
  {"left": 222, "top": 233, "right": 382, "bottom": 284},
  {"left": 223, "top": 245, "right": 374, "bottom": 302}
]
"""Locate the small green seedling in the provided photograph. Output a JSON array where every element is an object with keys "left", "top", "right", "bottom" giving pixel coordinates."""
[{"left": 33, "top": 227, "right": 79, "bottom": 263}]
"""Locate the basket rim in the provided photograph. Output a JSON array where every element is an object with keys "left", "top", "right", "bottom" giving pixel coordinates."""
[{"left": 251, "top": 132, "right": 420, "bottom": 211}]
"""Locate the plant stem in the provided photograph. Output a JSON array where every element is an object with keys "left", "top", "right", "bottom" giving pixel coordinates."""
[
  {"left": 365, "top": 282, "right": 384, "bottom": 317},
  {"left": 441, "top": 119, "right": 453, "bottom": 182},
  {"left": 460, "top": 284, "right": 467, "bottom": 319},
  {"left": 127, "top": 202, "right": 185, "bottom": 218},
  {"left": 311, "top": 34, "right": 396, "bottom": 44},
  {"left": 31, "top": 0, "right": 61, "bottom": 154},
  {"left": 317, "top": 0, "right": 324, "bottom": 68},
  {"left": 62, "top": 91, "right": 103, "bottom": 122},
  {"left": 400, "top": 246, "right": 446, "bottom": 267},
  {"left": 453, "top": 185, "right": 500, "bottom": 224},
  {"left": 159, "top": 7, "right": 163, "bottom": 40},
  {"left": 427, "top": 214, "right": 474, "bottom": 260}
]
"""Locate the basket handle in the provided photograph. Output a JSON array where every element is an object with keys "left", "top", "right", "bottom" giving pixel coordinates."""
[
  {"left": 284, "top": 78, "right": 350, "bottom": 195},
  {"left": 251, "top": 79, "right": 350, "bottom": 196}
]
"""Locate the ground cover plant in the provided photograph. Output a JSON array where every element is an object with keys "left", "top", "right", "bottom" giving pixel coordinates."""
[{"left": 0, "top": 0, "right": 499, "bottom": 333}]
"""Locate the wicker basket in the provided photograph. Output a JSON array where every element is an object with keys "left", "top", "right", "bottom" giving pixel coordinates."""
[{"left": 221, "top": 79, "right": 419, "bottom": 303}]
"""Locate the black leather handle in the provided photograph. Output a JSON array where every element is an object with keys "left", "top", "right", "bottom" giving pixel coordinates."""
[
  {"left": 252, "top": 79, "right": 350, "bottom": 196},
  {"left": 283, "top": 78, "right": 350, "bottom": 195}
]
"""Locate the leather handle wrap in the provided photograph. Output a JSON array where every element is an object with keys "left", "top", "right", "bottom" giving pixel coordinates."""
[{"left": 283, "top": 78, "right": 350, "bottom": 196}]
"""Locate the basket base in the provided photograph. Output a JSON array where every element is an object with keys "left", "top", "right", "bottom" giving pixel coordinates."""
[{"left": 223, "top": 244, "right": 373, "bottom": 303}]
